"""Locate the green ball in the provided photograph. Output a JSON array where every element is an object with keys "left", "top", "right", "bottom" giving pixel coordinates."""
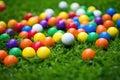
[
  {"left": 88, "top": 22, "right": 97, "bottom": 26},
  {"left": 89, "top": 16, "right": 95, "bottom": 21},
  {"left": 56, "top": 30, "right": 65, "bottom": 34},
  {"left": 87, "top": 32, "right": 98, "bottom": 42},
  {"left": 9, "top": 47, "right": 22, "bottom": 57},
  {"left": 86, "top": 10, "right": 93, "bottom": 16},
  {"left": 80, "top": 6, "right": 87, "bottom": 11},
  {"left": 47, "top": 27, "right": 58, "bottom": 36},
  {"left": 0, "top": 33, "right": 10, "bottom": 41}
]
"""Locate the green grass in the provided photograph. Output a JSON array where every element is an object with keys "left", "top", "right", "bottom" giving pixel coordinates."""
[{"left": 0, "top": 0, "right": 120, "bottom": 80}]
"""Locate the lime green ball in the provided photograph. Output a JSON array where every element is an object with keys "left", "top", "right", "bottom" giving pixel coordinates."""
[
  {"left": 87, "top": 32, "right": 98, "bottom": 42},
  {"left": 47, "top": 27, "right": 58, "bottom": 36},
  {"left": 9, "top": 47, "right": 22, "bottom": 57},
  {"left": 0, "top": 33, "right": 10, "bottom": 41}
]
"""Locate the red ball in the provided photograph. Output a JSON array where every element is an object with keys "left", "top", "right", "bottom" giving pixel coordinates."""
[
  {"left": 0, "top": 5, "right": 6, "bottom": 12},
  {"left": 68, "top": 12, "right": 76, "bottom": 18},
  {"left": 28, "top": 30, "right": 37, "bottom": 38},
  {"left": 14, "top": 23, "right": 23, "bottom": 32},
  {"left": 31, "top": 42, "right": 44, "bottom": 51},
  {"left": 66, "top": 22, "right": 77, "bottom": 29},
  {"left": 24, "top": 13, "right": 33, "bottom": 20}
]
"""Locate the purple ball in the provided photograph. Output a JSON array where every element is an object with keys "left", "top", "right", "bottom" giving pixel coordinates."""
[
  {"left": 5, "top": 29, "right": 15, "bottom": 36},
  {"left": 56, "top": 20, "right": 66, "bottom": 30},
  {"left": 39, "top": 20, "right": 48, "bottom": 28},
  {"left": 45, "top": 15, "right": 51, "bottom": 21},
  {"left": 6, "top": 39, "right": 19, "bottom": 49},
  {"left": 94, "top": 17, "right": 103, "bottom": 25}
]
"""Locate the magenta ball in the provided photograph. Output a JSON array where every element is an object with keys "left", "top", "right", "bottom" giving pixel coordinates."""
[
  {"left": 56, "top": 20, "right": 66, "bottom": 30},
  {"left": 5, "top": 29, "right": 15, "bottom": 36},
  {"left": 39, "top": 20, "right": 48, "bottom": 28},
  {"left": 6, "top": 39, "right": 19, "bottom": 49},
  {"left": 94, "top": 17, "right": 103, "bottom": 25}
]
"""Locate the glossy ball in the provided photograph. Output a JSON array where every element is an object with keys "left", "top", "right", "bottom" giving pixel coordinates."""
[
  {"left": 58, "top": 12, "right": 68, "bottom": 19},
  {"left": 33, "top": 33, "right": 45, "bottom": 42},
  {"left": 44, "top": 8, "right": 54, "bottom": 16},
  {"left": 102, "top": 14, "right": 111, "bottom": 21},
  {"left": 88, "top": 6, "right": 96, "bottom": 12},
  {"left": 103, "top": 20, "right": 114, "bottom": 28},
  {"left": 0, "top": 5, "right": 6, "bottom": 12},
  {"left": 70, "top": 2, "right": 80, "bottom": 11},
  {"left": 40, "top": 20, "right": 48, "bottom": 29},
  {"left": 93, "top": 10, "right": 102, "bottom": 17},
  {"left": 39, "top": 12, "right": 47, "bottom": 20},
  {"left": 48, "top": 17, "right": 57, "bottom": 26},
  {"left": 22, "top": 26, "right": 32, "bottom": 32},
  {"left": 37, "top": 47, "right": 51, "bottom": 59},
  {"left": 68, "top": 12, "right": 76, "bottom": 18},
  {"left": 32, "top": 24, "right": 43, "bottom": 32},
  {"left": 20, "top": 39, "right": 33, "bottom": 49},
  {"left": 14, "top": 23, "right": 23, "bottom": 32},
  {"left": 31, "top": 42, "right": 44, "bottom": 51},
  {"left": 20, "top": 20, "right": 28, "bottom": 26},
  {"left": 82, "top": 48, "right": 96, "bottom": 60},
  {"left": 116, "top": 20, "right": 120, "bottom": 28},
  {"left": 0, "top": 33, "right": 10, "bottom": 41},
  {"left": 8, "top": 19, "right": 18, "bottom": 28},
  {"left": 0, "top": 50, "right": 8, "bottom": 61},
  {"left": 96, "top": 25, "right": 106, "bottom": 34},
  {"left": 58, "top": 1, "right": 68, "bottom": 10},
  {"left": 87, "top": 32, "right": 98, "bottom": 42},
  {"left": 18, "top": 31, "right": 28, "bottom": 39},
  {"left": 77, "top": 32, "right": 88, "bottom": 42},
  {"left": 99, "top": 32, "right": 111, "bottom": 40},
  {"left": 67, "top": 28, "right": 78, "bottom": 37},
  {"left": 67, "top": 22, "right": 77, "bottom": 29},
  {"left": 27, "top": 17, "right": 38, "bottom": 26},
  {"left": 76, "top": 9, "right": 85, "bottom": 16},
  {"left": 112, "top": 13, "right": 120, "bottom": 21},
  {"left": 0, "top": 26, "right": 5, "bottom": 34},
  {"left": 42, "top": 37, "right": 54, "bottom": 47},
  {"left": 9, "top": 47, "right": 22, "bottom": 57},
  {"left": 0, "top": 21, "right": 6, "bottom": 27},
  {"left": 77, "top": 28, "right": 85, "bottom": 33},
  {"left": 53, "top": 32, "right": 63, "bottom": 42},
  {"left": 85, "top": 24, "right": 96, "bottom": 33},
  {"left": 6, "top": 39, "right": 19, "bottom": 49},
  {"left": 107, "top": 27, "right": 119, "bottom": 37},
  {"left": 5, "top": 28, "right": 15, "bottom": 36},
  {"left": 94, "top": 17, "right": 103, "bottom": 25},
  {"left": 24, "top": 13, "right": 33, "bottom": 20},
  {"left": 106, "top": 8, "right": 116, "bottom": 16},
  {"left": 47, "top": 27, "right": 58, "bottom": 36},
  {"left": 22, "top": 47, "right": 36, "bottom": 58},
  {"left": 28, "top": 30, "right": 37, "bottom": 38},
  {"left": 56, "top": 20, "right": 66, "bottom": 30},
  {"left": 79, "top": 15, "right": 89, "bottom": 23}
]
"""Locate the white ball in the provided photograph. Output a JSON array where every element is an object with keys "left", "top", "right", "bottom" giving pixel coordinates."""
[
  {"left": 62, "top": 33, "right": 75, "bottom": 45},
  {"left": 93, "top": 10, "right": 102, "bottom": 17},
  {"left": 76, "top": 8, "right": 85, "bottom": 16},
  {"left": 58, "top": 1, "right": 68, "bottom": 9},
  {"left": 32, "top": 24, "right": 43, "bottom": 32},
  {"left": 44, "top": 8, "right": 54, "bottom": 16},
  {"left": 70, "top": 2, "right": 80, "bottom": 11}
]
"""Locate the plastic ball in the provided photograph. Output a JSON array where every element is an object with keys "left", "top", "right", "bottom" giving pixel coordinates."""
[
  {"left": 31, "top": 42, "right": 44, "bottom": 51},
  {"left": 44, "top": 8, "right": 54, "bottom": 16},
  {"left": 28, "top": 30, "right": 37, "bottom": 38},
  {"left": 40, "top": 20, "right": 48, "bottom": 29},
  {"left": 116, "top": 20, "right": 120, "bottom": 28},
  {"left": 20, "top": 20, "right": 28, "bottom": 26},
  {"left": 88, "top": 22, "right": 97, "bottom": 26},
  {"left": 103, "top": 20, "right": 114, "bottom": 28},
  {"left": 102, "top": 14, "right": 111, "bottom": 21},
  {"left": 0, "top": 26, "right": 5, "bottom": 34},
  {"left": 4, "top": 55, "right": 18, "bottom": 67},
  {"left": 0, "top": 1, "right": 5, "bottom": 6},
  {"left": 82, "top": 48, "right": 96, "bottom": 60},
  {"left": 95, "top": 38, "right": 109, "bottom": 49},
  {"left": 79, "top": 15, "right": 89, "bottom": 23},
  {"left": 9, "top": 47, "right": 22, "bottom": 57},
  {"left": 84, "top": 24, "right": 96, "bottom": 33},
  {"left": 107, "top": 27, "right": 119, "bottom": 37},
  {"left": 22, "top": 26, "right": 32, "bottom": 32},
  {"left": 87, "top": 32, "right": 98, "bottom": 42},
  {"left": 14, "top": 23, "right": 23, "bottom": 32},
  {"left": 99, "top": 32, "right": 111, "bottom": 40},
  {"left": 77, "top": 32, "right": 88, "bottom": 42},
  {"left": 47, "top": 27, "right": 58, "bottom": 36},
  {"left": 106, "top": 8, "right": 116, "bottom": 16},
  {"left": 24, "top": 13, "right": 33, "bottom": 20},
  {"left": 93, "top": 10, "right": 102, "bottom": 17},
  {"left": 48, "top": 17, "right": 57, "bottom": 26},
  {"left": 77, "top": 28, "right": 85, "bottom": 33},
  {"left": 33, "top": 33, "right": 45, "bottom": 42},
  {"left": 37, "top": 47, "right": 51, "bottom": 59},
  {"left": 8, "top": 19, "right": 18, "bottom": 28},
  {"left": 96, "top": 25, "right": 106, "bottom": 34},
  {"left": 76, "top": 8, "right": 85, "bottom": 16},
  {"left": 32, "top": 24, "right": 43, "bottom": 32},
  {"left": 0, "top": 50, "right": 8, "bottom": 61},
  {"left": 112, "top": 13, "right": 120, "bottom": 21},
  {"left": 6, "top": 39, "right": 19, "bottom": 49},
  {"left": 5, "top": 28, "right": 14, "bottom": 36},
  {"left": 0, "top": 33, "right": 10, "bottom": 41},
  {"left": 67, "top": 28, "right": 78, "bottom": 37},
  {"left": 88, "top": 6, "right": 96, "bottom": 12},
  {"left": 41, "top": 37, "right": 54, "bottom": 46},
  {"left": 86, "top": 10, "right": 93, "bottom": 16},
  {"left": 58, "top": 12, "right": 68, "bottom": 19},
  {"left": 0, "top": 5, "right": 6, "bottom": 12},
  {"left": 53, "top": 32, "right": 63, "bottom": 42},
  {"left": 58, "top": 1, "right": 68, "bottom": 10},
  {"left": 56, "top": 20, "right": 66, "bottom": 30},
  {"left": 0, "top": 21, "right": 6, "bottom": 28},
  {"left": 22, "top": 47, "right": 36, "bottom": 58},
  {"left": 39, "top": 12, "right": 47, "bottom": 20},
  {"left": 94, "top": 17, "right": 103, "bottom": 25},
  {"left": 20, "top": 39, "right": 33, "bottom": 49},
  {"left": 67, "top": 22, "right": 77, "bottom": 29},
  {"left": 57, "top": 30, "right": 65, "bottom": 34},
  {"left": 70, "top": 2, "right": 80, "bottom": 11},
  {"left": 89, "top": 16, "right": 95, "bottom": 21},
  {"left": 68, "top": 12, "right": 76, "bottom": 18},
  {"left": 18, "top": 31, "right": 28, "bottom": 39},
  {"left": 27, "top": 17, "right": 38, "bottom": 26},
  {"left": 61, "top": 33, "right": 75, "bottom": 45}
]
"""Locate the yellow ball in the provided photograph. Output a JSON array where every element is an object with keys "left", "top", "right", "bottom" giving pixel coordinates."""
[
  {"left": 112, "top": 13, "right": 120, "bottom": 21},
  {"left": 58, "top": 12, "right": 68, "bottom": 19},
  {"left": 88, "top": 6, "right": 96, "bottom": 12},
  {"left": 33, "top": 33, "right": 45, "bottom": 42},
  {"left": 37, "top": 47, "right": 51, "bottom": 59},
  {"left": 0, "top": 1, "right": 5, "bottom": 6},
  {"left": 39, "top": 12, "right": 47, "bottom": 20},
  {"left": 107, "top": 27, "right": 119, "bottom": 37},
  {"left": 79, "top": 15, "right": 89, "bottom": 23},
  {"left": 77, "top": 32, "right": 88, "bottom": 42},
  {"left": 22, "top": 47, "right": 36, "bottom": 58},
  {"left": 27, "top": 17, "right": 38, "bottom": 26},
  {"left": 53, "top": 32, "right": 63, "bottom": 42},
  {"left": 0, "top": 21, "right": 6, "bottom": 28}
]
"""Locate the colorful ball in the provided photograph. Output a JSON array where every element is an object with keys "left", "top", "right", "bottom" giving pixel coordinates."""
[
  {"left": 31, "top": 42, "right": 44, "bottom": 51},
  {"left": 56, "top": 20, "right": 66, "bottom": 30},
  {"left": 79, "top": 15, "right": 89, "bottom": 23},
  {"left": 87, "top": 32, "right": 98, "bottom": 42},
  {"left": 5, "top": 28, "right": 15, "bottom": 36},
  {"left": 70, "top": 2, "right": 80, "bottom": 11},
  {"left": 28, "top": 30, "right": 37, "bottom": 38},
  {"left": 58, "top": 1, "right": 68, "bottom": 10},
  {"left": 37, "top": 47, "right": 51, "bottom": 59},
  {"left": 39, "top": 12, "right": 47, "bottom": 20},
  {"left": 77, "top": 32, "right": 88, "bottom": 42},
  {"left": 0, "top": 33, "right": 10, "bottom": 41},
  {"left": 48, "top": 17, "right": 57, "bottom": 26},
  {"left": 33, "top": 33, "right": 45, "bottom": 42},
  {"left": 116, "top": 19, "right": 120, "bottom": 28},
  {"left": 40, "top": 20, "right": 48, "bottom": 29},
  {"left": 86, "top": 10, "right": 93, "bottom": 16},
  {"left": 94, "top": 17, "right": 103, "bottom": 25},
  {"left": 76, "top": 9, "right": 85, "bottom": 16},
  {"left": 44, "top": 8, "right": 54, "bottom": 16},
  {"left": 27, "top": 17, "right": 38, "bottom": 26},
  {"left": 18, "top": 31, "right": 28, "bottom": 39},
  {"left": 106, "top": 8, "right": 116, "bottom": 16},
  {"left": 58, "top": 12, "right": 68, "bottom": 19},
  {"left": 0, "top": 21, "right": 6, "bottom": 28},
  {"left": 112, "top": 13, "right": 120, "bottom": 21},
  {"left": 14, "top": 23, "right": 23, "bottom": 32},
  {"left": 67, "top": 28, "right": 78, "bottom": 37},
  {"left": 107, "top": 27, "right": 119, "bottom": 37},
  {"left": 0, "top": 5, "right": 6, "bottom": 12},
  {"left": 0, "top": 26, "right": 6, "bottom": 34},
  {"left": 53, "top": 32, "right": 63, "bottom": 42},
  {"left": 20, "top": 39, "right": 33, "bottom": 49},
  {"left": 8, "top": 19, "right": 18, "bottom": 28},
  {"left": 32, "top": 24, "right": 43, "bottom": 32},
  {"left": 88, "top": 6, "right": 96, "bottom": 12},
  {"left": 47, "top": 27, "right": 58, "bottom": 36},
  {"left": 84, "top": 24, "right": 96, "bottom": 33},
  {"left": 0, "top": 50, "right": 8, "bottom": 61},
  {"left": 99, "top": 32, "right": 111, "bottom": 40},
  {"left": 68, "top": 12, "right": 76, "bottom": 18},
  {"left": 22, "top": 26, "right": 32, "bottom": 32},
  {"left": 9, "top": 47, "right": 22, "bottom": 57},
  {"left": 6, "top": 39, "right": 19, "bottom": 49},
  {"left": 24, "top": 13, "right": 33, "bottom": 20},
  {"left": 77, "top": 28, "right": 85, "bottom": 33},
  {"left": 96, "top": 25, "right": 106, "bottom": 34},
  {"left": 67, "top": 22, "right": 77, "bottom": 29},
  {"left": 102, "top": 14, "right": 111, "bottom": 21},
  {"left": 103, "top": 20, "right": 114, "bottom": 28},
  {"left": 42, "top": 37, "right": 54, "bottom": 46}
]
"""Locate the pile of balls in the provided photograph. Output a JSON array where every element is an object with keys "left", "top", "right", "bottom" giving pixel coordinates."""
[
  {"left": 0, "top": 1, "right": 120, "bottom": 67},
  {"left": 0, "top": 0, "right": 6, "bottom": 12}
]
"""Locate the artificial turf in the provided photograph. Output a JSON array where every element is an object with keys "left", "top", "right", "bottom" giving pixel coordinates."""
[{"left": 0, "top": 0, "right": 120, "bottom": 80}]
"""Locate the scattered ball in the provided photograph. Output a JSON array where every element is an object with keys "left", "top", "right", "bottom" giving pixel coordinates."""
[
  {"left": 0, "top": 50, "right": 8, "bottom": 61},
  {"left": 9, "top": 47, "right": 22, "bottom": 57}
]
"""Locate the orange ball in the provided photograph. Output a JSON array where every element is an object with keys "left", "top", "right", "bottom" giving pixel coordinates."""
[
  {"left": 42, "top": 37, "right": 54, "bottom": 46},
  {"left": 67, "top": 28, "right": 78, "bottom": 37},
  {"left": 103, "top": 20, "right": 114, "bottom": 28},
  {"left": 48, "top": 17, "right": 57, "bottom": 26},
  {"left": 96, "top": 25, "right": 106, "bottom": 34},
  {"left": 20, "top": 39, "right": 33, "bottom": 49},
  {"left": 95, "top": 38, "right": 109, "bottom": 49},
  {"left": 66, "top": 18, "right": 73, "bottom": 24},
  {"left": 0, "top": 50, "right": 8, "bottom": 61},
  {"left": 8, "top": 19, "right": 18, "bottom": 28},
  {"left": 77, "top": 29, "right": 85, "bottom": 33},
  {"left": 20, "top": 20, "right": 28, "bottom": 26},
  {"left": 81, "top": 20, "right": 88, "bottom": 25},
  {"left": 0, "top": 26, "right": 6, "bottom": 34},
  {"left": 102, "top": 14, "right": 111, "bottom": 21},
  {"left": 34, "top": 16, "right": 41, "bottom": 22},
  {"left": 82, "top": 48, "right": 96, "bottom": 60},
  {"left": 4, "top": 55, "right": 18, "bottom": 67},
  {"left": 19, "top": 31, "right": 28, "bottom": 39}
]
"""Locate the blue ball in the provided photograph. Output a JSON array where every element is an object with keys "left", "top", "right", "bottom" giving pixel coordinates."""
[
  {"left": 22, "top": 26, "right": 32, "bottom": 32},
  {"left": 85, "top": 24, "right": 96, "bottom": 33},
  {"left": 99, "top": 32, "right": 111, "bottom": 40},
  {"left": 78, "top": 24, "right": 87, "bottom": 30},
  {"left": 72, "top": 17, "right": 79, "bottom": 22},
  {"left": 116, "top": 19, "right": 120, "bottom": 28},
  {"left": 74, "top": 21, "right": 80, "bottom": 28},
  {"left": 106, "top": 8, "right": 116, "bottom": 16}
]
